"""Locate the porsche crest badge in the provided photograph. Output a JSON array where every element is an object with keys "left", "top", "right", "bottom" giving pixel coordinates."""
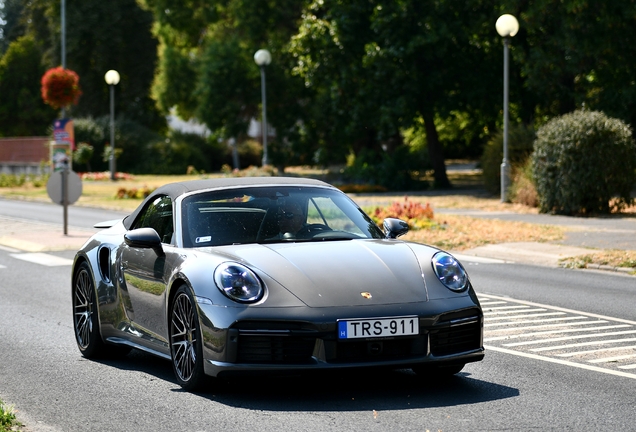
[{"left": 360, "top": 292, "right": 372, "bottom": 299}]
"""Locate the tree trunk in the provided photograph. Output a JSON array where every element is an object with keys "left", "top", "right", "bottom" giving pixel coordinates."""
[{"left": 421, "top": 108, "right": 451, "bottom": 189}]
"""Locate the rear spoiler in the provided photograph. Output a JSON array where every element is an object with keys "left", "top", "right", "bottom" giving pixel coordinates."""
[{"left": 93, "top": 219, "right": 122, "bottom": 229}]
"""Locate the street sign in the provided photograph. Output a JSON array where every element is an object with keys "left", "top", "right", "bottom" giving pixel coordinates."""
[{"left": 46, "top": 170, "right": 82, "bottom": 205}]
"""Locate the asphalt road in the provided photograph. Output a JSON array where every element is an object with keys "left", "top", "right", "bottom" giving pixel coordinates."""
[
  {"left": 0, "top": 197, "right": 129, "bottom": 229},
  {"left": 1, "top": 248, "right": 635, "bottom": 431}
]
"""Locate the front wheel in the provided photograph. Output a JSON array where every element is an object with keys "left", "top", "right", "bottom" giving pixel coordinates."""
[
  {"left": 73, "top": 262, "right": 107, "bottom": 358},
  {"left": 170, "top": 285, "right": 208, "bottom": 391}
]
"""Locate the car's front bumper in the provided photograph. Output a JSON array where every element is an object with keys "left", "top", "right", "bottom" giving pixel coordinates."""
[{"left": 198, "top": 295, "right": 484, "bottom": 377}]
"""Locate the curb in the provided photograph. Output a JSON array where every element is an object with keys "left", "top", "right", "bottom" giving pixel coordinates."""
[{"left": 584, "top": 263, "right": 636, "bottom": 274}]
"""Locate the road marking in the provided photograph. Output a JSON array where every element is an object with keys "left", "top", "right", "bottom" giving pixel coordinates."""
[
  {"left": 505, "top": 330, "right": 636, "bottom": 347},
  {"left": 10, "top": 253, "right": 73, "bottom": 266},
  {"left": 485, "top": 316, "right": 588, "bottom": 327},
  {"left": 530, "top": 338, "right": 636, "bottom": 352},
  {"left": 484, "top": 324, "right": 629, "bottom": 342},
  {"left": 484, "top": 307, "right": 548, "bottom": 315},
  {"left": 557, "top": 345, "right": 636, "bottom": 357},
  {"left": 453, "top": 254, "right": 507, "bottom": 264},
  {"left": 479, "top": 294, "right": 636, "bottom": 325},
  {"left": 589, "top": 353, "right": 636, "bottom": 364},
  {"left": 485, "top": 305, "right": 533, "bottom": 310},
  {"left": 484, "top": 345, "right": 636, "bottom": 380},
  {"left": 486, "top": 312, "right": 566, "bottom": 320},
  {"left": 479, "top": 293, "right": 636, "bottom": 379}
]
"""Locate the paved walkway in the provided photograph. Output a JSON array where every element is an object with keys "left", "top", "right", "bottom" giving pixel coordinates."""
[{"left": 0, "top": 215, "right": 96, "bottom": 252}]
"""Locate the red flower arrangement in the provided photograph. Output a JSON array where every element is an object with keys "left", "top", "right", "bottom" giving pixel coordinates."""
[{"left": 41, "top": 67, "right": 82, "bottom": 109}]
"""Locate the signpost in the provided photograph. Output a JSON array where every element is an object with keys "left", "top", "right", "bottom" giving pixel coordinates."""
[
  {"left": 46, "top": 168, "right": 82, "bottom": 235},
  {"left": 48, "top": 119, "right": 80, "bottom": 234}
]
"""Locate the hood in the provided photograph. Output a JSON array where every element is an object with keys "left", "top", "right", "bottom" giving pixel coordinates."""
[{"left": 214, "top": 240, "right": 429, "bottom": 307}]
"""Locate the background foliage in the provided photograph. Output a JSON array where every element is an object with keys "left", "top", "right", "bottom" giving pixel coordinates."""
[
  {"left": 532, "top": 110, "right": 636, "bottom": 215},
  {"left": 1, "top": 0, "right": 636, "bottom": 194}
]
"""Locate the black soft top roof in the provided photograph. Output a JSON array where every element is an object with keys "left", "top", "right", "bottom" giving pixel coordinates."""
[{"left": 123, "top": 176, "right": 334, "bottom": 229}]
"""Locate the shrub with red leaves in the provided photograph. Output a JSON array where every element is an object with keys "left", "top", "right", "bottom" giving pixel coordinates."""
[
  {"left": 371, "top": 197, "right": 436, "bottom": 230},
  {"left": 41, "top": 67, "right": 82, "bottom": 109}
]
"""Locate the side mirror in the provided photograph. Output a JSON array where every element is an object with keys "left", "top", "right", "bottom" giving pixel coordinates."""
[
  {"left": 383, "top": 218, "right": 409, "bottom": 239},
  {"left": 124, "top": 227, "right": 164, "bottom": 256}
]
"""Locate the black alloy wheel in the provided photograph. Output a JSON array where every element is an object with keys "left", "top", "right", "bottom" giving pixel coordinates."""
[
  {"left": 170, "top": 285, "right": 207, "bottom": 391},
  {"left": 73, "top": 261, "right": 106, "bottom": 357}
]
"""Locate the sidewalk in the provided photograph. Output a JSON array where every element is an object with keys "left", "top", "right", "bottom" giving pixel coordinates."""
[{"left": 0, "top": 216, "right": 96, "bottom": 252}]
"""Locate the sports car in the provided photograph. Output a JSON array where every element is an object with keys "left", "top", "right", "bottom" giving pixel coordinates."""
[{"left": 72, "top": 177, "right": 484, "bottom": 391}]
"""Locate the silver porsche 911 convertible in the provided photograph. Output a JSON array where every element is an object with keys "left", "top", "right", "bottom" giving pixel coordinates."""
[{"left": 72, "top": 177, "right": 484, "bottom": 391}]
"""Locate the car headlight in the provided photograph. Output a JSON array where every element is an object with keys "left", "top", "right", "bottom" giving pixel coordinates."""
[
  {"left": 214, "top": 263, "right": 264, "bottom": 303},
  {"left": 432, "top": 252, "right": 468, "bottom": 291}
]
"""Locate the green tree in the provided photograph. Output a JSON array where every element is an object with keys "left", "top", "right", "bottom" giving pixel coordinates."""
[
  {"left": 21, "top": 0, "right": 165, "bottom": 131},
  {"left": 0, "top": 0, "right": 26, "bottom": 55},
  {"left": 508, "top": 0, "right": 636, "bottom": 127},
  {"left": 289, "top": 0, "right": 503, "bottom": 187},
  {"left": 142, "top": 0, "right": 309, "bottom": 169},
  {"left": 0, "top": 35, "right": 56, "bottom": 136}
]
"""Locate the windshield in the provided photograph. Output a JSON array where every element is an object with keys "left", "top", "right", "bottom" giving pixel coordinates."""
[{"left": 180, "top": 186, "right": 384, "bottom": 247}]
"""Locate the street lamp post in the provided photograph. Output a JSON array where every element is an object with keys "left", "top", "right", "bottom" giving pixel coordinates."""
[
  {"left": 254, "top": 49, "right": 272, "bottom": 167},
  {"left": 496, "top": 14, "right": 519, "bottom": 203},
  {"left": 104, "top": 70, "right": 120, "bottom": 181}
]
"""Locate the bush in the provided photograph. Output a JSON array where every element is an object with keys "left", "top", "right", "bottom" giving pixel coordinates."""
[
  {"left": 74, "top": 117, "right": 107, "bottom": 171},
  {"left": 369, "top": 197, "right": 436, "bottom": 230},
  {"left": 0, "top": 173, "right": 49, "bottom": 188},
  {"left": 73, "top": 142, "right": 94, "bottom": 171},
  {"left": 532, "top": 110, "right": 636, "bottom": 215},
  {"left": 481, "top": 124, "right": 536, "bottom": 195},
  {"left": 509, "top": 159, "right": 538, "bottom": 207}
]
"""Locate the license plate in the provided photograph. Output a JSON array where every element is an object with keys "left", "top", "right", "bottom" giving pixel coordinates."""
[{"left": 337, "top": 316, "right": 419, "bottom": 339}]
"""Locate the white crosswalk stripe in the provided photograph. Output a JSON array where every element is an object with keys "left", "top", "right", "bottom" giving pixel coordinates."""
[
  {"left": 9, "top": 253, "right": 73, "bottom": 266},
  {"left": 479, "top": 293, "right": 636, "bottom": 379}
]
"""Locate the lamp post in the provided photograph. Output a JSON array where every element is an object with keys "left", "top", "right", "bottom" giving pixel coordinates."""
[
  {"left": 254, "top": 49, "right": 272, "bottom": 167},
  {"left": 496, "top": 14, "right": 519, "bottom": 202},
  {"left": 104, "top": 70, "right": 120, "bottom": 181}
]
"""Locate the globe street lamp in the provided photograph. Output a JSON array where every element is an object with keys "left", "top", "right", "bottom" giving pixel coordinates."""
[
  {"left": 104, "top": 70, "right": 120, "bottom": 181},
  {"left": 496, "top": 14, "right": 519, "bottom": 202},
  {"left": 254, "top": 49, "right": 272, "bottom": 167}
]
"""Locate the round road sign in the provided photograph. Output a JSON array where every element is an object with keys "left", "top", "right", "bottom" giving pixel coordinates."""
[{"left": 46, "top": 170, "right": 83, "bottom": 205}]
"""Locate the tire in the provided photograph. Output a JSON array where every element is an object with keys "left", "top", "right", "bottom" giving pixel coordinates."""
[
  {"left": 169, "top": 285, "right": 208, "bottom": 391},
  {"left": 73, "top": 261, "right": 107, "bottom": 358},
  {"left": 412, "top": 363, "right": 465, "bottom": 378}
]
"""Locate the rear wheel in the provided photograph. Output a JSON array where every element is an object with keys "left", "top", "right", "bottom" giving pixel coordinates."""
[
  {"left": 73, "top": 262, "right": 107, "bottom": 358},
  {"left": 170, "top": 285, "right": 208, "bottom": 391}
]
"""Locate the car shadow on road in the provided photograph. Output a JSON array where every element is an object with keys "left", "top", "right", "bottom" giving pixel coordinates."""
[
  {"left": 204, "top": 369, "right": 519, "bottom": 412},
  {"left": 100, "top": 350, "right": 518, "bottom": 412}
]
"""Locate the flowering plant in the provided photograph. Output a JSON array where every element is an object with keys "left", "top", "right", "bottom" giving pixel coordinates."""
[
  {"left": 370, "top": 197, "right": 436, "bottom": 230},
  {"left": 41, "top": 67, "right": 82, "bottom": 109}
]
